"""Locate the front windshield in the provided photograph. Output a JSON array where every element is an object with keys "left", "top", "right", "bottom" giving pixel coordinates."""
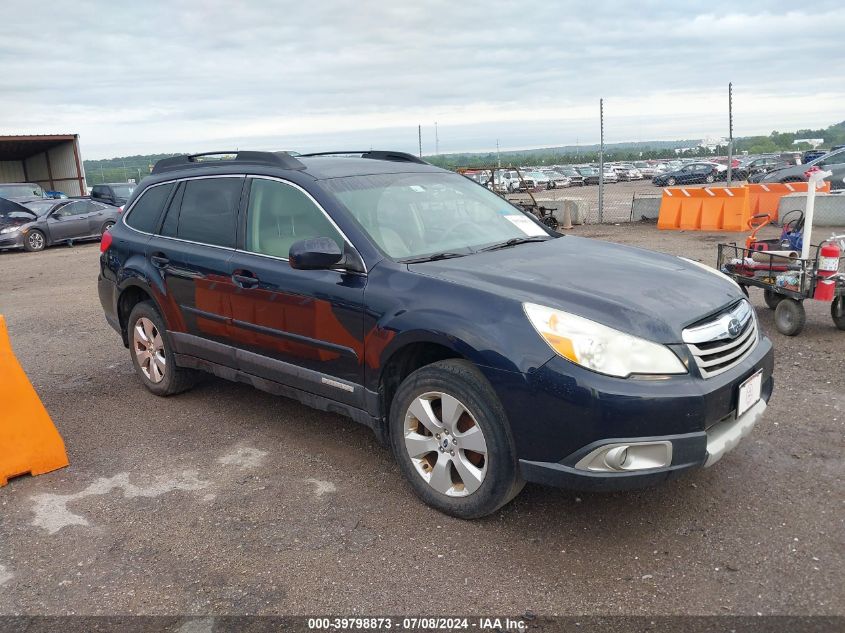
[
  {"left": 323, "top": 172, "right": 554, "bottom": 261},
  {"left": 20, "top": 200, "right": 59, "bottom": 216},
  {"left": 0, "top": 184, "right": 43, "bottom": 198},
  {"left": 111, "top": 184, "right": 136, "bottom": 197}
]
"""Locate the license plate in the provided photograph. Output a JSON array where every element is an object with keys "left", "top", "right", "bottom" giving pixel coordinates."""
[{"left": 737, "top": 370, "right": 763, "bottom": 418}]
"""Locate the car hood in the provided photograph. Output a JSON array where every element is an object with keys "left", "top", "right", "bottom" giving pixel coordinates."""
[{"left": 409, "top": 236, "right": 742, "bottom": 343}]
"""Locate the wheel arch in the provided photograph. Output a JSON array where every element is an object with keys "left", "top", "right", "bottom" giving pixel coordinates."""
[
  {"left": 377, "top": 334, "right": 471, "bottom": 433},
  {"left": 116, "top": 282, "right": 162, "bottom": 345}
]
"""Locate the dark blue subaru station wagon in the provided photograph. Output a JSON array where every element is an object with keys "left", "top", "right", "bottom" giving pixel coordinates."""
[{"left": 98, "top": 150, "right": 773, "bottom": 518}]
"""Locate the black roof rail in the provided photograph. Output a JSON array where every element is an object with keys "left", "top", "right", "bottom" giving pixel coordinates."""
[
  {"left": 151, "top": 151, "right": 305, "bottom": 174},
  {"left": 298, "top": 150, "right": 429, "bottom": 165}
]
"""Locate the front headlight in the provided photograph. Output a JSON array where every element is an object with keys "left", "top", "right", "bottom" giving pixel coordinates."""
[
  {"left": 523, "top": 303, "right": 687, "bottom": 378},
  {"left": 0, "top": 226, "right": 21, "bottom": 234}
]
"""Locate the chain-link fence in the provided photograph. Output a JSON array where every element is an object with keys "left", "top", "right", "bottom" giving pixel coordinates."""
[{"left": 435, "top": 86, "right": 844, "bottom": 225}]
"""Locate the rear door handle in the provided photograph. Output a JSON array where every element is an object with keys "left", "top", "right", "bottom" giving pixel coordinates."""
[
  {"left": 150, "top": 254, "right": 170, "bottom": 268},
  {"left": 232, "top": 271, "right": 259, "bottom": 288}
]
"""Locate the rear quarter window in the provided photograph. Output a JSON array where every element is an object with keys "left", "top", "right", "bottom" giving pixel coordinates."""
[{"left": 125, "top": 183, "right": 175, "bottom": 233}]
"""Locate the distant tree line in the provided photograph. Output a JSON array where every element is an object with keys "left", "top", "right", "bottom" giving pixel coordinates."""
[{"left": 81, "top": 121, "right": 844, "bottom": 183}]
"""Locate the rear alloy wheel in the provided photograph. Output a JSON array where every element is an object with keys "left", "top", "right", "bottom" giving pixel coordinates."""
[
  {"left": 24, "top": 229, "right": 46, "bottom": 252},
  {"left": 774, "top": 298, "right": 806, "bottom": 336},
  {"left": 705, "top": 174, "right": 715, "bottom": 183},
  {"left": 390, "top": 360, "right": 523, "bottom": 518},
  {"left": 666, "top": 177, "right": 676, "bottom": 186},
  {"left": 128, "top": 301, "right": 197, "bottom": 396}
]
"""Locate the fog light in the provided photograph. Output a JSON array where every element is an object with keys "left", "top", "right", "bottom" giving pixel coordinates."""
[
  {"left": 575, "top": 441, "right": 672, "bottom": 473},
  {"left": 604, "top": 446, "right": 629, "bottom": 470}
]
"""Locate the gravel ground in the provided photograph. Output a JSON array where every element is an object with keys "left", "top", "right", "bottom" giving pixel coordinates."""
[{"left": 0, "top": 223, "right": 842, "bottom": 617}]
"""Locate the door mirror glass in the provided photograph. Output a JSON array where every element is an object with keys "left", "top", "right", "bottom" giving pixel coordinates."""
[{"left": 289, "top": 237, "right": 343, "bottom": 270}]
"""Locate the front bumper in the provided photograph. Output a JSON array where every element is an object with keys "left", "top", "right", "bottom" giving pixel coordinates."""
[
  {"left": 519, "top": 397, "right": 768, "bottom": 491},
  {"left": 482, "top": 334, "right": 774, "bottom": 492},
  {"left": 0, "top": 232, "right": 24, "bottom": 249}
]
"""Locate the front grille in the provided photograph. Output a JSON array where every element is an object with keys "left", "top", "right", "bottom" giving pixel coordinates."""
[{"left": 683, "top": 300, "right": 758, "bottom": 378}]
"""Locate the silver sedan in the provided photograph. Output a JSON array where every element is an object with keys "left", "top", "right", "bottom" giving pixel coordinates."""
[{"left": 0, "top": 197, "right": 121, "bottom": 252}]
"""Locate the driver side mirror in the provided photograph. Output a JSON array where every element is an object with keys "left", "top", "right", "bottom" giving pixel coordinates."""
[{"left": 289, "top": 237, "right": 344, "bottom": 270}]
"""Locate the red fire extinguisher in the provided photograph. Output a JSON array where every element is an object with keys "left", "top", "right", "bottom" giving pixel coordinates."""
[{"left": 814, "top": 240, "right": 841, "bottom": 302}]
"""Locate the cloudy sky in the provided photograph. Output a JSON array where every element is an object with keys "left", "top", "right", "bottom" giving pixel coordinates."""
[{"left": 2, "top": 1, "right": 843, "bottom": 159}]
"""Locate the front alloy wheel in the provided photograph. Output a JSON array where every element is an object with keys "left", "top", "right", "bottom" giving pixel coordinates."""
[
  {"left": 404, "top": 392, "right": 488, "bottom": 497},
  {"left": 390, "top": 359, "right": 523, "bottom": 518},
  {"left": 25, "top": 230, "right": 45, "bottom": 252}
]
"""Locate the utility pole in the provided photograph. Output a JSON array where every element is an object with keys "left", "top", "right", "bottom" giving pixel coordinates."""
[
  {"left": 418, "top": 125, "right": 422, "bottom": 158},
  {"left": 727, "top": 82, "right": 734, "bottom": 186},
  {"left": 598, "top": 98, "right": 605, "bottom": 223},
  {"left": 435, "top": 121, "right": 439, "bottom": 155},
  {"left": 496, "top": 139, "right": 501, "bottom": 167}
]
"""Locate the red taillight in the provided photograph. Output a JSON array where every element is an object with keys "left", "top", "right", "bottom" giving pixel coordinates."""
[
  {"left": 117, "top": 206, "right": 123, "bottom": 213},
  {"left": 100, "top": 230, "right": 113, "bottom": 253}
]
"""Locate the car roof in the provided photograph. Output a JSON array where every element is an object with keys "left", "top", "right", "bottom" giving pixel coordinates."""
[
  {"left": 297, "top": 156, "right": 443, "bottom": 180},
  {"left": 143, "top": 151, "right": 445, "bottom": 186}
]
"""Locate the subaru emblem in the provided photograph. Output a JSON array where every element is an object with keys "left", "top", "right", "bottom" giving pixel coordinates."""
[{"left": 727, "top": 318, "right": 742, "bottom": 338}]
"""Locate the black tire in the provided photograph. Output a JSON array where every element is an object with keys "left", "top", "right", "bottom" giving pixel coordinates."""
[
  {"left": 542, "top": 215, "right": 559, "bottom": 231},
  {"left": 774, "top": 298, "right": 806, "bottom": 336},
  {"left": 666, "top": 177, "right": 676, "bottom": 186},
  {"left": 23, "top": 229, "right": 46, "bottom": 252},
  {"left": 127, "top": 301, "right": 198, "bottom": 396},
  {"left": 389, "top": 359, "right": 524, "bottom": 519},
  {"left": 763, "top": 288, "right": 783, "bottom": 310},
  {"left": 101, "top": 221, "right": 115, "bottom": 236},
  {"left": 831, "top": 296, "right": 845, "bottom": 331}
]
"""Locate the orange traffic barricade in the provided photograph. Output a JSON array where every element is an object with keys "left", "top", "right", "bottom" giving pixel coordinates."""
[
  {"left": 658, "top": 186, "right": 750, "bottom": 231},
  {"left": 747, "top": 181, "right": 830, "bottom": 220},
  {"left": 0, "top": 314, "right": 68, "bottom": 486}
]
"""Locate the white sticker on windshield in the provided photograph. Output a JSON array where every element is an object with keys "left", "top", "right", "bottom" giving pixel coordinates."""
[{"left": 503, "top": 214, "right": 548, "bottom": 237}]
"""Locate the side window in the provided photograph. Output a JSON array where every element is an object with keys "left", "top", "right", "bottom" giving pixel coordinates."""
[
  {"left": 91, "top": 186, "right": 103, "bottom": 198},
  {"left": 245, "top": 178, "right": 343, "bottom": 259},
  {"left": 125, "top": 183, "right": 175, "bottom": 233},
  {"left": 175, "top": 177, "right": 242, "bottom": 248},
  {"left": 63, "top": 202, "right": 89, "bottom": 216}
]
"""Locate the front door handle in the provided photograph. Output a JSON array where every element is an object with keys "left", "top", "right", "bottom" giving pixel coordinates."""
[
  {"left": 232, "top": 271, "right": 259, "bottom": 288},
  {"left": 150, "top": 254, "right": 170, "bottom": 268}
]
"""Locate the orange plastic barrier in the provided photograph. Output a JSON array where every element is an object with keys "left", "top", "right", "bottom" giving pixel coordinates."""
[
  {"left": 747, "top": 181, "right": 831, "bottom": 219},
  {"left": 0, "top": 315, "right": 68, "bottom": 486},
  {"left": 658, "top": 186, "right": 750, "bottom": 231}
]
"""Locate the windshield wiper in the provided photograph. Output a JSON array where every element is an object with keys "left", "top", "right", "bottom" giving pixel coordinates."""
[
  {"left": 479, "top": 236, "right": 550, "bottom": 252},
  {"left": 402, "top": 252, "right": 469, "bottom": 263}
]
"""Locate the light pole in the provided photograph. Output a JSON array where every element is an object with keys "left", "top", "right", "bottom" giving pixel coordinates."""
[
  {"left": 727, "top": 82, "right": 734, "bottom": 186},
  {"left": 435, "top": 121, "right": 439, "bottom": 155},
  {"left": 598, "top": 98, "right": 605, "bottom": 223}
]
